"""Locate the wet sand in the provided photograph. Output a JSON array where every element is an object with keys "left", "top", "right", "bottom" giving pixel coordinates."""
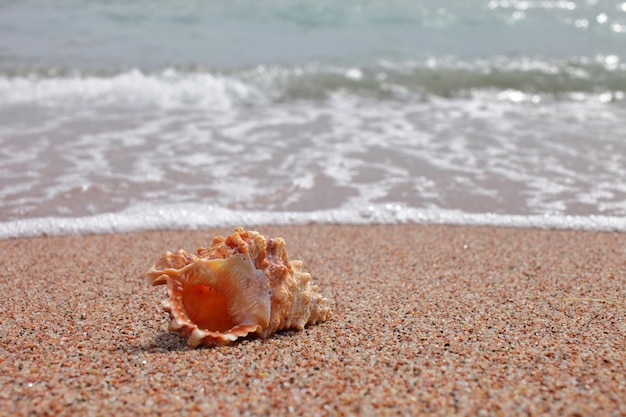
[{"left": 1, "top": 225, "right": 624, "bottom": 416}]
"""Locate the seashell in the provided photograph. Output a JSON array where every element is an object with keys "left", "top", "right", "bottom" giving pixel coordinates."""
[{"left": 146, "top": 227, "right": 333, "bottom": 346}]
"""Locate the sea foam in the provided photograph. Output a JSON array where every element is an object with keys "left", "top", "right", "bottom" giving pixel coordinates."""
[{"left": 1, "top": 203, "right": 625, "bottom": 240}]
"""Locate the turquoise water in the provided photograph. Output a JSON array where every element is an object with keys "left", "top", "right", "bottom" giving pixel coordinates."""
[
  {"left": 2, "top": 0, "right": 626, "bottom": 70},
  {"left": 1, "top": 0, "right": 625, "bottom": 237}
]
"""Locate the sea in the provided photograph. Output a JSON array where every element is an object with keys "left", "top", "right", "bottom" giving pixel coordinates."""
[{"left": 1, "top": 0, "right": 625, "bottom": 238}]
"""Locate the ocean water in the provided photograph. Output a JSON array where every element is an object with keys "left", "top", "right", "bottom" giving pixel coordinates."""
[{"left": 1, "top": 0, "right": 626, "bottom": 238}]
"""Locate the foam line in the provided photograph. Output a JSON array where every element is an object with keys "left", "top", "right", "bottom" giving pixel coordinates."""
[{"left": 1, "top": 204, "right": 624, "bottom": 239}]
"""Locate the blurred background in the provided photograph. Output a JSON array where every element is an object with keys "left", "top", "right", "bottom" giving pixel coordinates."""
[{"left": 1, "top": 0, "right": 625, "bottom": 235}]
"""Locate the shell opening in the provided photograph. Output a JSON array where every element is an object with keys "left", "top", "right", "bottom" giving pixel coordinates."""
[{"left": 181, "top": 283, "right": 236, "bottom": 332}]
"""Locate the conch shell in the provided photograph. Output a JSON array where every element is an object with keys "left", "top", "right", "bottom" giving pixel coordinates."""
[{"left": 146, "top": 227, "right": 333, "bottom": 346}]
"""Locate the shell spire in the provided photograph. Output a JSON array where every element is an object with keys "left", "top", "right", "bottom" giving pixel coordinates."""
[{"left": 146, "top": 227, "right": 333, "bottom": 346}]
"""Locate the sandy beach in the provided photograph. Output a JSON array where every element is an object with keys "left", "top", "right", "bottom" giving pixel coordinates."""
[{"left": 1, "top": 225, "right": 624, "bottom": 416}]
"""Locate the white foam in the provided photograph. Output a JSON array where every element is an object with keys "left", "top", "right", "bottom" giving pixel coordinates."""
[
  {"left": 1, "top": 65, "right": 625, "bottom": 235},
  {"left": 0, "top": 69, "right": 267, "bottom": 110},
  {"left": 1, "top": 203, "right": 624, "bottom": 240}
]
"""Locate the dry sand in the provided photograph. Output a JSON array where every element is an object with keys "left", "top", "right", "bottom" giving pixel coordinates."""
[{"left": 0, "top": 225, "right": 624, "bottom": 416}]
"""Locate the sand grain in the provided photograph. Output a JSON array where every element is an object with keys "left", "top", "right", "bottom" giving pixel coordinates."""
[{"left": 1, "top": 225, "right": 624, "bottom": 416}]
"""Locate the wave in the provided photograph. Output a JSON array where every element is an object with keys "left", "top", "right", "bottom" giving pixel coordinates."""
[
  {"left": 1, "top": 57, "right": 625, "bottom": 110},
  {"left": 1, "top": 203, "right": 625, "bottom": 239}
]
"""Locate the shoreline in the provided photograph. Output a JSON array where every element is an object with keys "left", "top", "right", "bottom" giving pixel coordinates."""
[
  {"left": 2, "top": 209, "right": 626, "bottom": 240},
  {"left": 1, "top": 224, "right": 624, "bottom": 415}
]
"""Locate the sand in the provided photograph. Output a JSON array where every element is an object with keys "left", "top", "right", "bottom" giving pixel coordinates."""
[{"left": 0, "top": 225, "right": 624, "bottom": 416}]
